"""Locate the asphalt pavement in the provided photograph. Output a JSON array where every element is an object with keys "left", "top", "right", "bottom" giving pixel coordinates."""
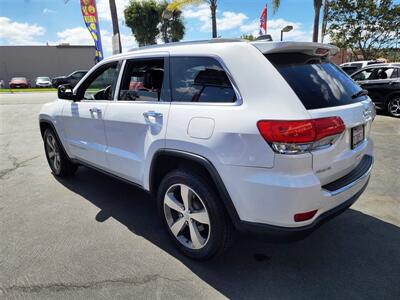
[{"left": 1, "top": 92, "right": 399, "bottom": 299}]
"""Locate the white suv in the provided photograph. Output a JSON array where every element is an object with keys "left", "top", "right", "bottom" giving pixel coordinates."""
[{"left": 39, "top": 39, "right": 375, "bottom": 260}]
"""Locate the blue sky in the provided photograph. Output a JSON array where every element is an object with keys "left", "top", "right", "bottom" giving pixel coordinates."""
[{"left": 0, "top": 0, "right": 356, "bottom": 56}]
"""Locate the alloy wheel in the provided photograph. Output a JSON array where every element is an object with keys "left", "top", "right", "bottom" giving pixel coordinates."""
[
  {"left": 163, "top": 184, "right": 211, "bottom": 250},
  {"left": 46, "top": 134, "right": 61, "bottom": 173},
  {"left": 388, "top": 98, "right": 400, "bottom": 117}
]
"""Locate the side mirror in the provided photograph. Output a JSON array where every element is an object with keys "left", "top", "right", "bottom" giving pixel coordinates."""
[{"left": 58, "top": 84, "right": 77, "bottom": 101}]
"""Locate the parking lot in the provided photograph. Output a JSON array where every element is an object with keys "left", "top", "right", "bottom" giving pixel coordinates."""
[{"left": 0, "top": 92, "right": 399, "bottom": 299}]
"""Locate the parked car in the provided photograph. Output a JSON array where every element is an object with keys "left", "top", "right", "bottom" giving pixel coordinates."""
[
  {"left": 39, "top": 39, "right": 375, "bottom": 260},
  {"left": 9, "top": 77, "right": 29, "bottom": 88},
  {"left": 351, "top": 63, "right": 400, "bottom": 117},
  {"left": 340, "top": 60, "right": 385, "bottom": 75},
  {"left": 51, "top": 70, "right": 88, "bottom": 88},
  {"left": 0, "top": 79, "right": 5, "bottom": 89},
  {"left": 35, "top": 76, "right": 52, "bottom": 88}
]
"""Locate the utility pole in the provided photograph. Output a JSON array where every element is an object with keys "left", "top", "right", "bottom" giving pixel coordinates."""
[{"left": 109, "top": 0, "right": 122, "bottom": 54}]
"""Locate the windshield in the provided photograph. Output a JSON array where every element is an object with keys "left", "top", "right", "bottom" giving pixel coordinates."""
[
  {"left": 37, "top": 77, "right": 50, "bottom": 80},
  {"left": 266, "top": 53, "right": 365, "bottom": 110},
  {"left": 341, "top": 66, "right": 359, "bottom": 75},
  {"left": 12, "top": 77, "right": 26, "bottom": 81}
]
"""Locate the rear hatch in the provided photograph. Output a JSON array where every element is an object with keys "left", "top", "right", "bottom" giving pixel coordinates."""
[{"left": 255, "top": 42, "right": 374, "bottom": 185}]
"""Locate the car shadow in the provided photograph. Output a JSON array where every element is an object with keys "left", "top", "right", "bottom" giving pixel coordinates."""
[{"left": 57, "top": 167, "right": 400, "bottom": 299}]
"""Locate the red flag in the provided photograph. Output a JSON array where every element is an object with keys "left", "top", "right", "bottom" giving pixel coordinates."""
[{"left": 259, "top": 4, "right": 267, "bottom": 35}]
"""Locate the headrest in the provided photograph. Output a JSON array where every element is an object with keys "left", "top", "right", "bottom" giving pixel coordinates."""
[
  {"left": 194, "top": 69, "right": 230, "bottom": 86},
  {"left": 143, "top": 69, "right": 164, "bottom": 89},
  {"left": 378, "top": 71, "right": 387, "bottom": 79}
]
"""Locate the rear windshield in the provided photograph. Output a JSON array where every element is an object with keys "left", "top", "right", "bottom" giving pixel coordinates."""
[{"left": 266, "top": 53, "right": 365, "bottom": 110}]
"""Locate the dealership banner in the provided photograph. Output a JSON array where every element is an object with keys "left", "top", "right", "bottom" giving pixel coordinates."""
[{"left": 80, "top": 0, "right": 104, "bottom": 62}]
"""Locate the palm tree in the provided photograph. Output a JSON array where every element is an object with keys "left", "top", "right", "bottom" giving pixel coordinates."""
[
  {"left": 166, "top": 0, "right": 218, "bottom": 38},
  {"left": 271, "top": 0, "right": 323, "bottom": 43}
]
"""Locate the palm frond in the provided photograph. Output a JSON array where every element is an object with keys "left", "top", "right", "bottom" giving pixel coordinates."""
[
  {"left": 167, "top": 0, "right": 205, "bottom": 11},
  {"left": 271, "top": 0, "right": 281, "bottom": 14}
]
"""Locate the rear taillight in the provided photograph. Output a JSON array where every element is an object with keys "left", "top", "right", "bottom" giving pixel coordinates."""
[{"left": 257, "top": 117, "right": 345, "bottom": 154}]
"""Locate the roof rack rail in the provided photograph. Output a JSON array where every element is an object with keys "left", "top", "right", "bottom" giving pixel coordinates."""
[{"left": 128, "top": 38, "right": 246, "bottom": 52}]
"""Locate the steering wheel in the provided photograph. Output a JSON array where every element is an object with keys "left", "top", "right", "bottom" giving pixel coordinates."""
[{"left": 93, "top": 85, "right": 112, "bottom": 100}]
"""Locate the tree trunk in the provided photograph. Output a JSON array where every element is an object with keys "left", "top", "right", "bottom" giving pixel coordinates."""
[
  {"left": 320, "top": 0, "right": 329, "bottom": 43},
  {"left": 210, "top": 2, "right": 217, "bottom": 38},
  {"left": 312, "top": 0, "right": 322, "bottom": 42},
  {"left": 109, "top": 0, "right": 122, "bottom": 53}
]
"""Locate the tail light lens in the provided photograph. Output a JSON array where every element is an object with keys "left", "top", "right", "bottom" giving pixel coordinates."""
[{"left": 257, "top": 117, "right": 345, "bottom": 154}]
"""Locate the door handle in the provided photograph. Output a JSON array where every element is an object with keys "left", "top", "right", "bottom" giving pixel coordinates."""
[
  {"left": 143, "top": 111, "right": 163, "bottom": 118},
  {"left": 89, "top": 108, "right": 101, "bottom": 113}
]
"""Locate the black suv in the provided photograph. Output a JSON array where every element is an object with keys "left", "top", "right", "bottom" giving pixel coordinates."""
[
  {"left": 52, "top": 70, "right": 88, "bottom": 88},
  {"left": 351, "top": 64, "right": 400, "bottom": 117}
]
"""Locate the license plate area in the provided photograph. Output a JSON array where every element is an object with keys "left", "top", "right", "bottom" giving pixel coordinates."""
[{"left": 351, "top": 125, "right": 365, "bottom": 149}]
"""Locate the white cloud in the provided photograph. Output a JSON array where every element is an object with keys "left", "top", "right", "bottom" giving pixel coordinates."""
[
  {"left": 183, "top": 3, "right": 210, "bottom": 24},
  {"left": 56, "top": 27, "right": 93, "bottom": 45},
  {"left": 0, "top": 17, "right": 45, "bottom": 45},
  {"left": 43, "top": 8, "right": 56, "bottom": 14},
  {"left": 240, "top": 18, "right": 312, "bottom": 42},
  {"left": 182, "top": 4, "right": 312, "bottom": 42},
  {"left": 216, "top": 11, "right": 248, "bottom": 31},
  {"left": 56, "top": 26, "right": 137, "bottom": 56},
  {"left": 183, "top": 4, "right": 248, "bottom": 32},
  {"left": 97, "top": 0, "right": 130, "bottom": 23}
]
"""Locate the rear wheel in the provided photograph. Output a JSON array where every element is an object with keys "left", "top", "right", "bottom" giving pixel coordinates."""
[
  {"left": 43, "top": 128, "right": 77, "bottom": 176},
  {"left": 157, "top": 169, "right": 234, "bottom": 260},
  {"left": 387, "top": 96, "right": 400, "bottom": 118}
]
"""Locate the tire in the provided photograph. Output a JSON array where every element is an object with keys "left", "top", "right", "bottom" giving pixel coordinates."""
[
  {"left": 387, "top": 96, "right": 400, "bottom": 118},
  {"left": 43, "top": 128, "right": 78, "bottom": 176},
  {"left": 157, "top": 169, "right": 234, "bottom": 260}
]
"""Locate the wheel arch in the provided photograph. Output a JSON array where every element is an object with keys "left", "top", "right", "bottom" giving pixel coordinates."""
[
  {"left": 39, "top": 119, "right": 71, "bottom": 159},
  {"left": 385, "top": 92, "right": 400, "bottom": 114},
  {"left": 149, "top": 149, "right": 242, "bottom": 229},
  {"left": 387, "top": 91, "right": 400, "bottom": 102}
]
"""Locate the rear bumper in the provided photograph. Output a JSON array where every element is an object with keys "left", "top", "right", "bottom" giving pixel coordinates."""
[
  {"left": 238, "top": 178, "right": 369, "bottom": 241},
  {"left": 36, "top": 83, "right": 52, "bottom": 88},
  {"left": 220, "top": 138, "right": 374, "bottom": 238}
]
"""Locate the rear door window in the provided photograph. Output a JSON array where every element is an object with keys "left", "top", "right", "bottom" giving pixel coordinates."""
[
  {"left": 266, "top": 53, "right": 365, "bottom": 110},
  {"left": 170, "top": 56, "right": 236, "bottom": 103},
  {"left": 375, "top": 68, "right": 397, "bottom": 80},
  {"left": 390, "top": 68, "right": 399, "bottom": 78}
]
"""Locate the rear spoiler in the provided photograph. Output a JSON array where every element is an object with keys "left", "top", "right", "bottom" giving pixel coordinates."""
[{"left": 250, "top": 41, "right": 339, "bottom": 57}]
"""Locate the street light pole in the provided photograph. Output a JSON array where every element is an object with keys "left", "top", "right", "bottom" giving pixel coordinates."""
[{"left": 280, "top": 25, "right": 293, "bottom": 41}]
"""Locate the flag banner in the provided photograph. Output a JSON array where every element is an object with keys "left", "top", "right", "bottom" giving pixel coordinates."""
[
  {"left": 259, "top": 4, "right": 267, "bottom": 35},
  {"left": 80, "top": 0, "right": 104, "bottom": 62}
]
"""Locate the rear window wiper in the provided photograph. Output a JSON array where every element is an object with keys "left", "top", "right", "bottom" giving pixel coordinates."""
[{"left": 352, "top": 89, "right": 368, "bottom": 99}]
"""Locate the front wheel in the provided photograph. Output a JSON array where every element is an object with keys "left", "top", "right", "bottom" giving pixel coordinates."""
[
  {"left": 43, "top": 128, "right": 77, "bottom": 176},
  {"left": 387, "top": 96, "right": 400, "bottom": 118},
  {"left": 157, "top": 169, "right": 234, "bottom": 260}
]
